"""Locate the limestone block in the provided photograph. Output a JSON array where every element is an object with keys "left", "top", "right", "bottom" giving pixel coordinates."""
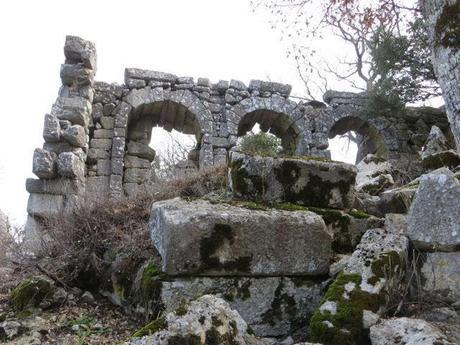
[
  {"left": 100, "top": 116, "right": 114, "bottom": 129},
  {"left": 158, "top": 276, "right": 326, "bottom": 338},
  {"left": 112, "top": 137, "right": 126, "bottom": 158},
  {"left": 249, "top": 80, "right": 292, "bottom": 97},
  {"left": 57, "top": 152, "right": 85, "bottom": 179},
  {"left": 96, "top": 159, "right": 111, "bottom": 176},
  {"left": 64, "top": 35, "right": 97, "bottom": 70},
  {"left": 407, "top": 168, "right": 460, "bottom": 251},
  {"left": 43, "top": 114, "right": 61, "bottom": 143},
  {"left": 124, "top": 295, "right": 265, "bottom": 345},
  {"left": 124, "top": 68, "right": 177, "bottom": 84},
  {"left": 310, "top": 226, "right": 409, "bottom": 344},
  {"left": 52, "top": 96, "right": 91, "bottom": 127},
  {"left": 32, "top": 148, "right": 57, "bottom": 179},
  {"left": 229, "top": 79, "right": 247, "bottom": 91},
  {"left": 125, "top": 155, "right": 151, "bottom": 169},
  {"left": 127, "top": 141, "right": 155, "bottom": 160},
  {"left": 93, "top": 129, "right": 114, "bottom": 139},
  {"left": 124, "top": 168, "right": 149, "bottom": 183},
  {"left": 86, "top": 176, "right": 110, "bottom": 195},
  {"left": 62, "top": 124, "right": 87, "bottom": 148},
  {"left": 421, "top": 252, "right": 460, "bottom": 301},
  {"left": 111, "top": 158, "right": 124, "bottom": 175},
  {"left": 123, "top": 183, "right": 140, "bottom": 197},
  {"left": 90, "top": 138, "right": 112, "bottom": 150},
  {"left": 229, "top": 152, "right": 357, "bottom": 209},
  {"left": 87, "top": 148, "right": 110, "bottom": 163},
  {"left": 92, "top": 103, "right": 103, "bottom": 122},
  {"left": 370, "top": 318, "right": 454, "bottom": 345},
  {"left": 26, "top": 178, "right": 82, "bottom": 195},
  {"left": 27, "top": 193, "right": 64, "bottom": 217},
  {"left": 150, "top": 198, "right": 332, "bottom": 276},
  {"left": 109, "top": 174, "right": 123, "bottom": 196},
  {"left": 60, "top": 63, "right": 94, "bottom": 87}
]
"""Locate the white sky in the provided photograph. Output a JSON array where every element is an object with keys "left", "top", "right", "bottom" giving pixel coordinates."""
[{"left": 0, "top": 0, "right": 362, "bottom": 225}]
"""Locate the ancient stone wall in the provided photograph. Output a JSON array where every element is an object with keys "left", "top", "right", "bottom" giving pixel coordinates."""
[{"left": 25, "top": 36, "right": 452, "bottom": 227}]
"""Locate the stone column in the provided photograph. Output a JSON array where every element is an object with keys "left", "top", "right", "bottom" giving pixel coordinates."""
[
  {"left": 25, "top": 36, "right": 96, "bottom": 247},
  {"left": 420, "top": 0, "right": 460, "bottom": 152}
]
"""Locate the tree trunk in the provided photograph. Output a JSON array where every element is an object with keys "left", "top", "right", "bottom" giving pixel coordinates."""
[{"left": 420, "top": 0, "right": 460, "bottom": 151}]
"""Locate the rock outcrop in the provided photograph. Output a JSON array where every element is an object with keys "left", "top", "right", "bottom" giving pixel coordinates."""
[{"left": 125, "top": 295, "right": 267, "bottom": 345}]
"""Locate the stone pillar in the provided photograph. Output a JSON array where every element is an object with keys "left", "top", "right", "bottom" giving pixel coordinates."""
[
  {"left": 25, "top": 36, "right": 96, "bottom": 247},
  {"left": 421, "top": 0, "right": 460, "bottom": 152}
]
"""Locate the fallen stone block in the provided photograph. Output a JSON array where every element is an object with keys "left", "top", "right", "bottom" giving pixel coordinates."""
[
  {"left": 309, "top": 220, "right": 409, "bottom": 345},
  {"left": 229, "top": 152, "right": 357, "bottom": 209},
  {"left": 421, "top": 251, "right": 460, "bottom": 301},
  {"left": 150, "top": 198, "right": 332, "bottom": 276},
  {"left": 407, "top": 168, "right": 460, "bottom": 251},
  {"left": 370, "top": 317, "right": 455, "bottom": 345}
]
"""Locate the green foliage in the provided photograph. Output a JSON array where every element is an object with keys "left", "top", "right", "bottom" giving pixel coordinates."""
[
  {"left": 132, "top": 317, "right": 167, "bottom": 338},
  {"left": 367, "top": 19, "right": 440, "bottom": 114},
  {"left": 237, "top": 132, "right": 282, "bottom": 156}
]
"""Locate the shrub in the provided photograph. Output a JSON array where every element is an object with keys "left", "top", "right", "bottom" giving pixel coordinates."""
[
  {"left": 237, "top": 132, "right": 282, "bottom": 156},
  {"left": 38, "top": 165, "right": 227, "bottom": 291}
]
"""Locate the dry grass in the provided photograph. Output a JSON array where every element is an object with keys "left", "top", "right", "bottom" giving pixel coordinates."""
[{"left": 32, "top": 164, "right": 228, "bottom": 291}]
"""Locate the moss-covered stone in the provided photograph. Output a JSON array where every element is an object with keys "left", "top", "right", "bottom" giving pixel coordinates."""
[
  {"left": 10, "top": 277, "right": 53, "bottom": 311},
  {"left": 310, "top": 272, "right": 380, "bottom": 345},
  {"left": 132, "top": 316, "right": 167, "bottom": 338},
  {"left": 168, "top": 334, "right": 201, "bottom": 345}
]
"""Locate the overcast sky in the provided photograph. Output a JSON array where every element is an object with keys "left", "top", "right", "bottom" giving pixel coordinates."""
[{"left": 0, "top": 0, "right": 358, "bottom": 225}]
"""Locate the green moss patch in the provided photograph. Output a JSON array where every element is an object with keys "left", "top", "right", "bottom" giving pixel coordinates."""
[
  {"left": 10, "top": 277, "right": 53, "bottom": 311},
  {"left": 310, "top": 272, "right": 380, "bottom": 345}
]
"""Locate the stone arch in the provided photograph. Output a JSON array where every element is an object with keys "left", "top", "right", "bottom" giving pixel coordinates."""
[
  {"left": 328, "top": 115, "right": 389, "bottom": 163},
  {"left": 121, "top": 88, "right": 213, "bottom": 193},
  {"left": 229, "top": 96, "right": 308, "bottom": 155}
]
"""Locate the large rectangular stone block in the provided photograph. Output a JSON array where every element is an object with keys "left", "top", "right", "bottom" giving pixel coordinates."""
[
  {"left": 229, "top": 152, "right": 357, "bottom": 209},
  {"left": 27, "top": 193, "right": 64, "bottom": 217},
  {"left": 52, "top": 96, "right": 91, "bottom": 127},
  {"left": 150, "top": 198, "right": 332, "bottom": 276}
]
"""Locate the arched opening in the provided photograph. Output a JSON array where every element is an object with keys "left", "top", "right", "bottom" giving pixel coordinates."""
[
  {"left": 124, "top": 100, "right": 201, "bottom": 191},
  {"left": 237, "top": 110, "right": 299, "bottom": 155},
  {"left": 328, "top": 116, "right": 388, "bottom": 164}
]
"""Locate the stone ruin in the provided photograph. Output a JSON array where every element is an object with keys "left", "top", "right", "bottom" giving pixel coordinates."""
[
  {"left": 22, "top": 36, "right": 460, "bottom": 344},
  {"left": 26, "top": 36, "right": 454, "bottom": 228}
]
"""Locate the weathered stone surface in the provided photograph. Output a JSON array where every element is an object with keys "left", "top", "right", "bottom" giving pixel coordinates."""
[
  {"left": 93, "top": 129, "right": 114, "bottom": 139},
  {"left": 158, "top": 276, "right": 326, "bottom": 339},
  {"left": 32, "top": 148, "right": 57, "bottom": 179},
  {"left": 96, "top": 159, "right": 111, "bottom": 176},
  {"left": 150, "top": 198, "right": 332, "bottom": 276},
  {"left": 229, "top": 152, "right": 357, "bottom": 209},
  {"left": 43, "top": 114, "right": 60, "bottom": 142},
  {"left": 356, "top": 155, "right": 394, "bottom": 195},
  {"left": 421, "top": 251, "right": 460, "bottom": 301},
  {"left": 64, "top": 35, "right": 97, "bottom": 70},
  {"left": 52, "top": 96, "right": 91, "bottom": 127},
  {"left": 421, "top": 126, "right": 460, "bottom": 169},
  {"left": 407, "top": 168, "right": 460, "bottom": 251},
  {"left": 249, "top": 80, "right": 292, "bottom": 97},
  {"left": 62, "top": 125, "right": 87, "bottom": 147},
  {"left": 125, "top": 295, "right": 266, "bottom": 345},
  {"left": 86, "top": 176, "right": 109, "bottom": 195},
  {"left": 370, "top": 317, "right": 455, "bottom": 345},
  {"left": 310, "top": 222, "right": 409, "bottom": 344},
  {"left": 125, "top": 155, "right": 151, "bottom": 169},
  {"left": 127, "top": 141, "right": 156, "bottom": 160},
  {"left": 60, "top": 63, "right": 94, "bottom": 87},
  {"left": 26, "top": 178, "right": 82, "bottom": 195},
  {"left": 57, "top": 152, "right": 85, "bottom": 179},
  {"left": 27, "top": 193, "right": 64, "bottom": 217},
  {"left": 125, "top": 68, "right": 177, "bottom": 84},
  {"left": 124, "top": 168, "right": 149, "bottom": 183},
  {"left": 90, "top": 138, "right": 112, "bottom": 150}
]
